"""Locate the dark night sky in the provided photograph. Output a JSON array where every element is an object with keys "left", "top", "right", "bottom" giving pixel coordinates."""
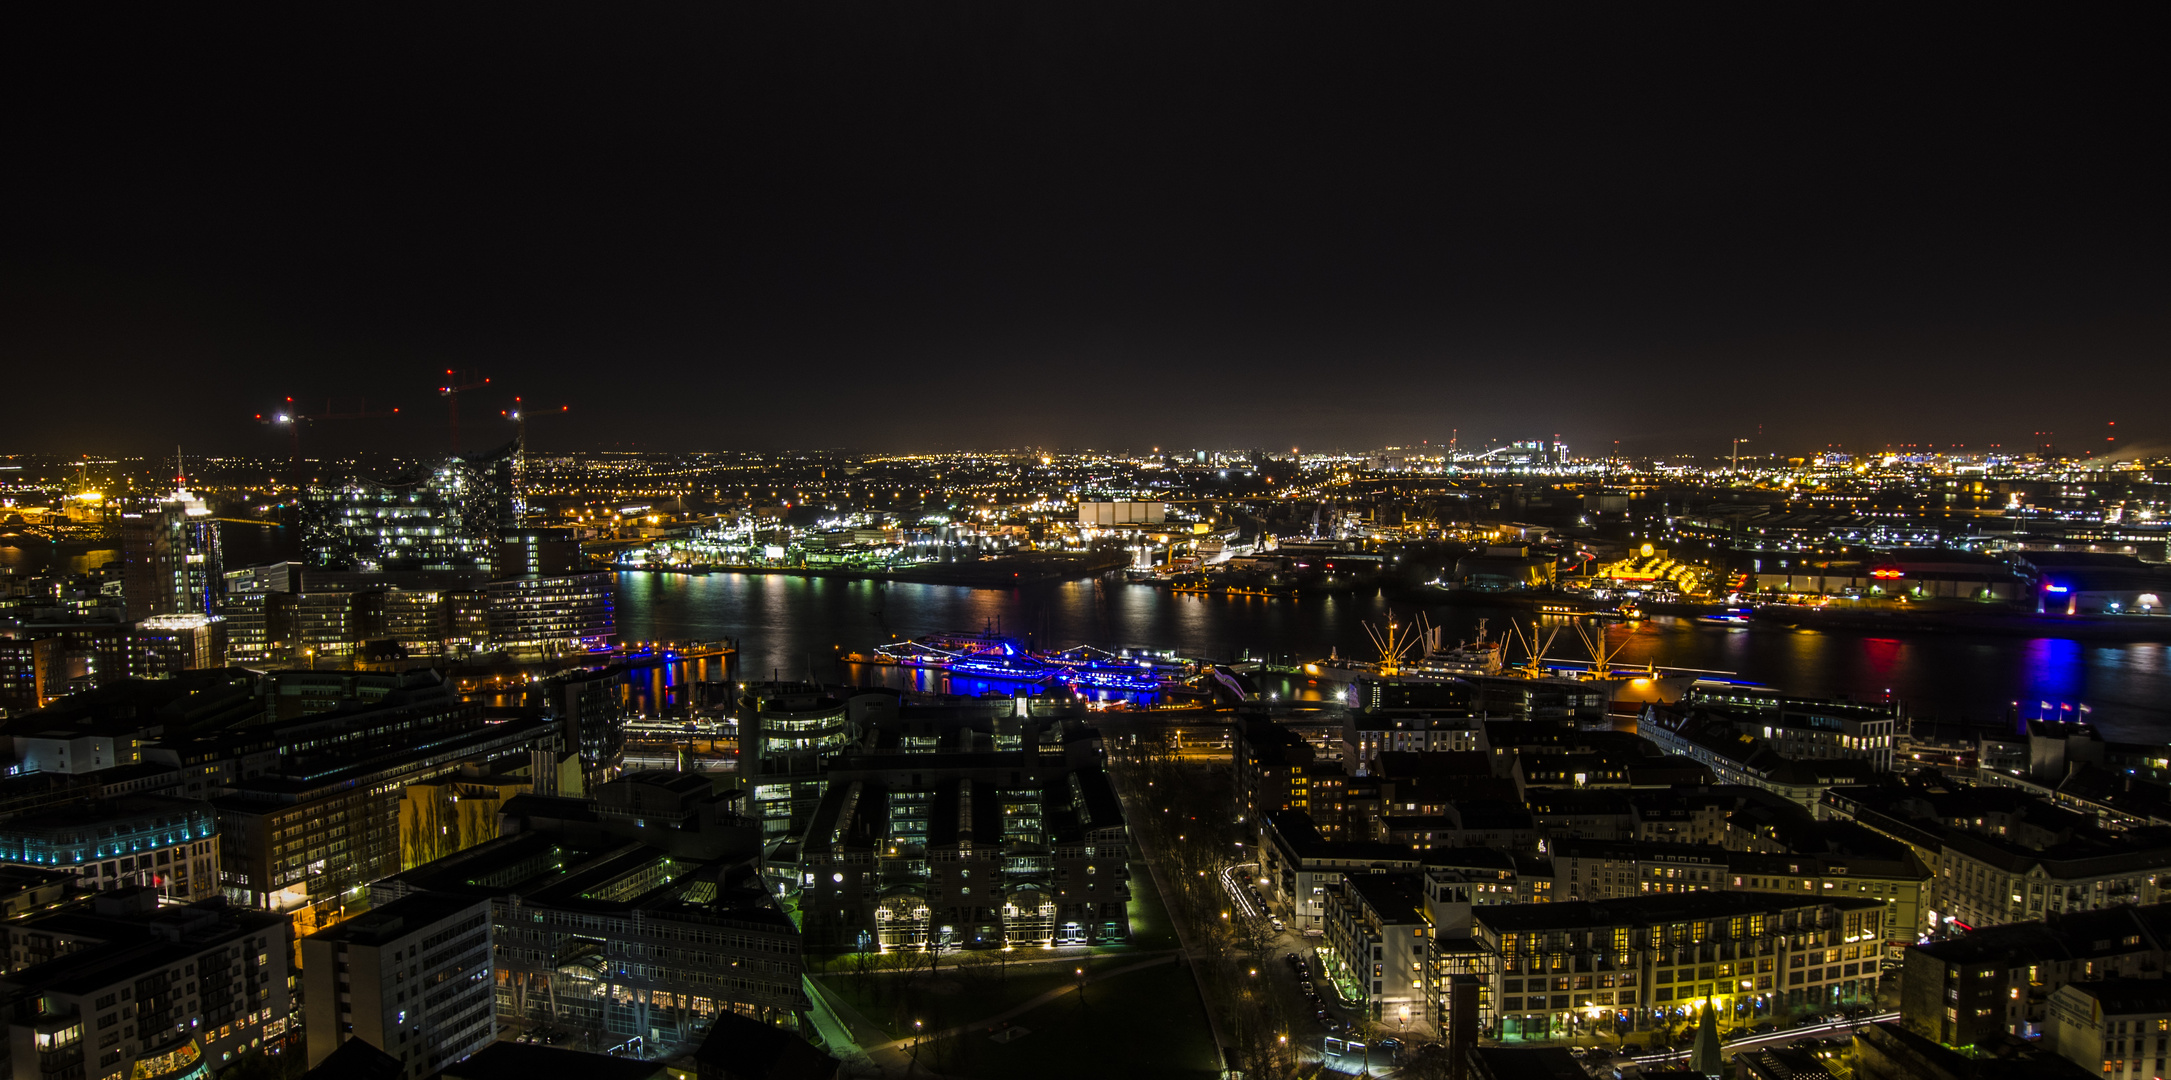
[{"left": 4, "top": 6, "right": 2164, "bottom": 459}]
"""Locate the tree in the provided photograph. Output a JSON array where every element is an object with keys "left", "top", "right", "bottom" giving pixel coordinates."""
[{"left": 216, "top": 1048, "right": 301, "bottom": 1080}]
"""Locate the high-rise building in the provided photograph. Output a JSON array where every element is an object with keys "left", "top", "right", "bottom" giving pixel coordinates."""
[
  {"left": 482, "top": 572, "right": 613, "bottom": 657},
  {"left": 122, "top": 489, "right": 223, "bottom": 621}
]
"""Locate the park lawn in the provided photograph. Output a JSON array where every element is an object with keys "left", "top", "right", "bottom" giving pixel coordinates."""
[
  {"left": 1123, "top": 840, "right": 1182, "bottom": 951},
  {"left": 925, "top": 955, "right": 1220, "bottom": 1080},
  {"left": 815, "top": 953, "right": 1144, "bottom": 1042}
]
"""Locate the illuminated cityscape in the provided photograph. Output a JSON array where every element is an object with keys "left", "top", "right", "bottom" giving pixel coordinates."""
[{"left": 3, "top": 8, "right": 2167, "bottom": 1080}]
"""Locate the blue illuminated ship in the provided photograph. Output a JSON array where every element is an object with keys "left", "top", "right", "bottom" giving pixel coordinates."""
[{"left": 946, "top": 640, "right": 1053, "bottom": 682}]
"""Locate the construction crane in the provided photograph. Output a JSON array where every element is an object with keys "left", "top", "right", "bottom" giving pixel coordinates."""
[
  {"left": 499, "top": 396, "right": 570, "bottom": 454},
  {"left": 500, "top": 396, "right": 570, "bottom": 523},
  {"left": 438, "top": 370, "right": 491, "bottom": 455},
  {"left": 256, "top": 397, "right": 401, "bottom": 493}
]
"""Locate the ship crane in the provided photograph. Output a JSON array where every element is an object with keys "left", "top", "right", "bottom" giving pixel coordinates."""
[
  {"left": 1363, "top": 613, "right": 1425, "bottom": 676},
  {"left": 1505, "top": 618, "right": 1563, "bottom": 680},
  {"left": 1571, "top": 616, "right": 1633, "bottom": 679}
]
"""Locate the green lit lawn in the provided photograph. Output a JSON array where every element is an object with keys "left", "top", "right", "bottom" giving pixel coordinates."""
[{"left": 947, "top": 956, "right": 1219, "bottom": 1080}]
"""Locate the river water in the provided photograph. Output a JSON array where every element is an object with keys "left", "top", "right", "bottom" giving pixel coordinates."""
[
  {"left": 612, "top": 570, "right": 2171, "bottom": 742},
  {"left": 9, "top": 538, "right": 2163, "bottom": 741}
]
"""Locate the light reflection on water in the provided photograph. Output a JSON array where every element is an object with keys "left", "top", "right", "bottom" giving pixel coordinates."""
[{"left": 613, "top": 571, "right": 2171, "bottom": 741}]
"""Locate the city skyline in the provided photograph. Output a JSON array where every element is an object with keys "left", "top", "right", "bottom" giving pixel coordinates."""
[
  {"left": 4, "top": 7, "right": 2164, "bottom": 456},
  {"left": 6, "top": 12, "right": 2171, "bottom": 1079}
]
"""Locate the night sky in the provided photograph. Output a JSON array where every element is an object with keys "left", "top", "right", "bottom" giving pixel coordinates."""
[{"left": 5, "top": 7, "right": 2163, "bottom": 459}]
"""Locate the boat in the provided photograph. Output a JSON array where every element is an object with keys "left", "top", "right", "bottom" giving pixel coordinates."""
[
  {"left": 1059, "top": 658, "right": 1161, "bottom": 691},
  {"left": 947, "top": 640, "right": 1053, "bottom": 682}
]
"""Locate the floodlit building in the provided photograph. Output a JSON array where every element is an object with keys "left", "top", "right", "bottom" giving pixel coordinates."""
[
  {"left": 2045, "top": 978, "right": 2171, "bottom": 1080},
  {"left": 1469, "top": 891, "right": 1886, "bottom": 1041},
  {"left": 785, "top": 693, "right": 1130, "bottom": 951},
  {"left": 122, "top": 490, "right": 223, "bottom": 622},
  {"left": 0, "top": 796, "right": 220, "bottom": 902}
]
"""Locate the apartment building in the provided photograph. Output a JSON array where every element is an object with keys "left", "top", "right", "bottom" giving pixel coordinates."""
[
  {"left": 2046, "top": 979, "right": 2171, "bottom": 1080},
  {"left": 301, "top": 892, "right": 496, "bottom": 1080},
  {"left": 1469, "top": 892, "right": 1886, "bottom": 1042},
  {"left": 0, "top": 889, "right": 293, "bottom": 1080},
  {"left": 1900, "top": 902, "right": 2171, "bottom": 1047}
]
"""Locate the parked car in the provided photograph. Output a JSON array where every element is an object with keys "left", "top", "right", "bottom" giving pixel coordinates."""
[
  {"left": 1271, "top": 917, "right": 1285, "bottom": 932},
  {"left": 1301, "top": 981, "right": 1316, "bottom": 996}
]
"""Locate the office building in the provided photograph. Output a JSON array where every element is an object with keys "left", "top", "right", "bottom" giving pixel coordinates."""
[
  {"left": 0, "top": 796, "right": 219, "bottom": 902},
  {"left": 738, "top": 683, "right": 858, "bottom": 842},
  {"left": 785, "top": 693, "right": 1130, "bottom": 951},
  {"left": 1674, "top": 684, "right": 1898, "bottom": 772},
  {"left": 537, "top": 665, "right": 631, "bottom": 796},
  {"left": 128, "top": 615, "right": 227, "bottom": 678},
  {"left": 300, "top": 447, "right": 518, "bottom": 573},
  {"left": 301, "top": 892, "right": 496, "bottom": 1080},
  {"left": 0, "top": 636, "right": 62, "bottom": 713},
  {"left": 204, "top": 671, "right": 558, "bottom": 931},
  {"left": 483, "top": 572, "right": 614, "bottom": 657},
  {"left": 374, "top": 773, "right": 802, "bottom": 1054}
]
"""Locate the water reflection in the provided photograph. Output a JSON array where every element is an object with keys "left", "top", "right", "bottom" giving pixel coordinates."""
[
  {"left": 613, "top": 571, "right": 2171, "bottom": 740},
  {"left": 0, "top": 545, "right": 122, "bottom": 575}
]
